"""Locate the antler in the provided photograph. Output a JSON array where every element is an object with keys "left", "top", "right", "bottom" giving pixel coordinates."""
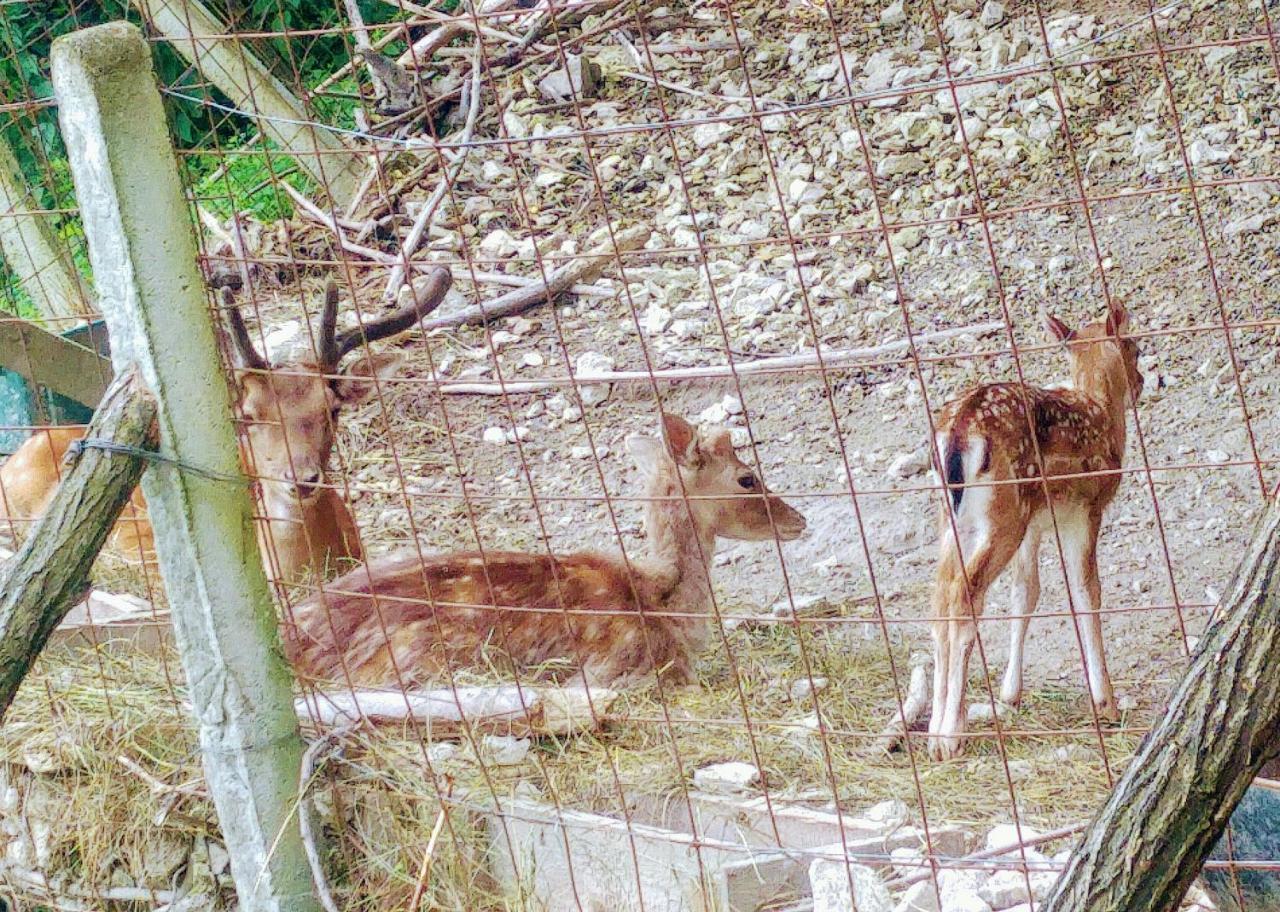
[
  {"left": 326, "top": 266, "right": 452, "bottom": 365},
  {"left": 221, "top": 287, "right": 269, "bottom": 371}
]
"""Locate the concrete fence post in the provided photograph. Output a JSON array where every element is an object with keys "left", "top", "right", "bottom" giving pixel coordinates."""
[
  {"left": 0, "top": 135, "right": 96, "bottom": 321},
  {"left": 132, "top": 0, "right": 365, "bottom": 206},
  {"left": 51, "top": 22, "right": 320, "bottom": 912}
]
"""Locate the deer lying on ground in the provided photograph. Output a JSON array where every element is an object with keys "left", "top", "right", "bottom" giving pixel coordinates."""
[
  {"left": 284, "top": 412, "right": 808, "bottom": 687},
  {"left": 0, "top": 268, "right": 452, "bottom": 582},
  {"left": 927, "top": 300, "right": 1143, "bottom": 760}
]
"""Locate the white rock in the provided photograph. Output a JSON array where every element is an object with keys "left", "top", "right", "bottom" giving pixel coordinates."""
[
  {"left": 1225, "top": 212, "right": 1275, "bottom": 236},
  {"left": 790, "top": 179, "right": 827, "bottom": 205},
  {"left": 642, "top": 303, "right": 673, "bottom": 333},
  {"left": 1201, "top": 45, "right": 1238, "bottom": 70},
  {"left": 810, "top": 858, "right": 893, "bottom": 912},
  {"left": 562, "top": 404, "right": 583, "bottom": 423},
  {"left": 979, "top": 871, "right": 1030, "bottom": 909},
  {"left": 693, "top": 121, "right": 734, "bottom": 149},
  {"left": 985, "top": 824, "right": 1045, "bottom": 852},
  {"left": 537, "top": 54, "right": 599, "bottom": 102},
  {"left": 426, "top": 742, "right": 459, "bottom": 763},
  {"left": 895, "top": 880, "right": 940, "bottom": 912},
  {"left": 489, "top": 329, "right": 519, "bottom": 350},
  {"left": 574, "top": 351, "right": 615, "bottom": 406},
  {"left": 693, "top": 761, "right": 761, "bottom": 794},
  {"left": 979, "top": 0, "right": 1006, "bottom": 26},
  {"left": 943, "top": 891, "right": 993, "bottom": 912},
  {"left": 699, "top": 401, "right": 730, "bottom": 425},
  {"left": 1204, "top": 449, "right": 1230, "bottom": 464},
  {"left": 888, "top": 449, "right": 930, "bottom": 478},
  {"left": 483, "top": 735, "right": 531, "bottom": 766},
  {"left": 521, "top": 351, "right": 545, "bottom": 368},
  {"left": 482, "top": 426, "right": 508, "bottom": 445},
  {"left": 790, "top": 676, "right": 830, "bottom": 701},
  {"left": 876, "top": 153, "right": 927, "bottom": 177},
  {"left": 722, "top": 394, "right": 744, "bottom": 416},
  {"left": 1188, "top": 140, "right": 1230, "bottom": 166},
  {"left": 880, "top": 0, "right": 906, "bottom": 26}
]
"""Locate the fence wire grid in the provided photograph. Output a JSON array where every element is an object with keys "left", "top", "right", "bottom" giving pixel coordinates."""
[{"left": 0, "top": 0, "right": 1277, "bottom": 910}]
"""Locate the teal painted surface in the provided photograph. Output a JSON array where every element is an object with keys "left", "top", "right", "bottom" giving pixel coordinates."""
[
  {"left": 0, "top": 319, "right": 109, "bottom": 454},
  {"left": 1204, "top": 787, "right": 1280, "bottom": 911}
]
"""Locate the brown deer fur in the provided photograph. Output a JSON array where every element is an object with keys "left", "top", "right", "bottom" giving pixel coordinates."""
[
  {"left": 927, "top": 300, "right": 1143, "bottom": 760},
  {"left": 0, "top": 269, "right": 451, "bottom": 581},
  {"left": 284, "top": 413, "right": 807, "bottom": 687},
  {"left": 0, "top": 426, "right": 152, "bottom": 560}
]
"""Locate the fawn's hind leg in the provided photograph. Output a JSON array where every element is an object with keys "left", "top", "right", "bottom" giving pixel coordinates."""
[{"left": 1000, "top": 528, "right": 1043, "bottom": 707}]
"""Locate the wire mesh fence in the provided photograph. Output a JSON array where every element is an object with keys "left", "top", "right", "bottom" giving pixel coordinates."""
[{"left": 0, "top": 0, "right": 1277, "bottom": 909}]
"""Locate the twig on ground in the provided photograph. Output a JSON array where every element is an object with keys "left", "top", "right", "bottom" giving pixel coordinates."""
[
  {"left": 421, "top": 319, "right": 1002, "bottom": 392},
  {"left": 382, "top": 41, "right": 484, "bottom": 303},
  {"left": 887, "top": 822, "right": 1090, "bottom": 890},
  {"left": 410, "top": 224, "right": 651, "bottom": 332},
  {"left": 491, "top": 0, "right": 633, "bottom": 69},
  {"left": 407, "top": 804, "right": 450, "bottom": 909},
  {"left": 118, "top": 754, "right": 208, "bottom": 799},
  {"left": 299, "top": 724, "right": 358, "bottom": 912},
  {"left": 397, "top": 0, "right": 520, "bottom": 69}
]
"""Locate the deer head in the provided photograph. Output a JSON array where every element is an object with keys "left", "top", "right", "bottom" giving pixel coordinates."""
[
  {"left": 1044, "top": 299, "right": 1143, "bottom": 409},
  {"left": 223, "top": 268, "right": 451, "bottom": 509},
  {"left": 627, "top": 413, "right": 807, "bottom": 542}
]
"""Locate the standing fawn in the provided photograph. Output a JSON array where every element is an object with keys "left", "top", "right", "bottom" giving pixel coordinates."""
[
  {"left": 927, "top": 300, "right": 1143, "bottom": 760},
  {"left": 284, "top": 412, "right": 808, "bottom": 687},
  {"left": 0, "top": 268, "right": 451, "bottom": 582}
]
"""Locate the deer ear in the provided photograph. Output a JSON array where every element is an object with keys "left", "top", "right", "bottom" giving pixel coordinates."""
[
  {"left": 1043, "top": 312, "right": 1075, "bottom": 343},
  {"left": 625, "top": 434, "right": 665, "bottom": 478},
  {"left": 700, "top": 426, "right": 735, "bottom": 458},
  {"left": 332, "top": 351, "right": 405, "bottom": 404},
  {"left": 661, "top": 413, "right": 698, "bottom": 467},
  {"left": 1105, "top": 299, "right": 1130, "bottom": 336}
]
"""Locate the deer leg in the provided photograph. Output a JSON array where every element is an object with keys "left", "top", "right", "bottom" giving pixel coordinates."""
[
  {"left": 1061, "top": 511, "right": 1117, "bottom": 721},
  {"left": 1000, "top": 529, "right": 1042, "bottom": 707}
]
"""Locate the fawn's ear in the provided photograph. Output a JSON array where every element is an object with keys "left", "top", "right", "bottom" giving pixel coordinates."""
[
  {"left": 699, "top": 426, "right": 735, "bottom": 459},
  {"left": 1043, "top": 312, "right": 1076, "bottom": 343},
  {"left": 1105, "top": 299, "right": 1130, "bottom": 337},
  {"left": 332, "top": 351, "right": 405, "bottom": 405},
  {"left": 661, "top": 413, "right": 699, "bottom": 467},
  {"left": 625, "top": 434, "right": 665, "bottom": 478}
]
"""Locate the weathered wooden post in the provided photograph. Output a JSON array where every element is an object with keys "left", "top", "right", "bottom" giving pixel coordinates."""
[
  {"left": 51, "top": 22, "right": 319, "bottom": 912},
  {"left": 131, "top": 0, "right": 365, "bottom": 206},
  {"left": 0, "top": 135, "right": 96, "bottom": 321}
]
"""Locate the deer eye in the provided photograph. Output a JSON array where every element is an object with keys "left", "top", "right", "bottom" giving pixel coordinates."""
[{"left": 738, "top": 474, "right": 756, "bottom": 490}]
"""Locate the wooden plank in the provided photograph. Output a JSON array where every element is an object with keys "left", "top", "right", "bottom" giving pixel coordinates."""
[{"left": 0, "top": 316, "right": 111, "bottom": 407}]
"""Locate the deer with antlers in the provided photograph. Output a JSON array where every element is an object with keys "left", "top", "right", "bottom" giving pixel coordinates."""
[
  {"left": 0, "top": 268, "right": 452, "bottom": 582},
  {"left": 284, "top": 412, "right": 807, "bottom": 688},
  {"left": 927, "top": 300, "right": 1143, "bottom": 760}
]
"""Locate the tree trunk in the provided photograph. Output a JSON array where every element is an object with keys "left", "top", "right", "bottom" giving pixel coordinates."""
[
  {"left": 0, "top": 366, "right": 157, "bottom": 721},
  {"left": 1041, "top": 488, "right": 1280, "bottom": 912}
]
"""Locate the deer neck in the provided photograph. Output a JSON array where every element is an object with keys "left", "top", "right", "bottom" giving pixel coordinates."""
[
  {"left": 1074, "top": 361, "right": 1130, "bottom": 455},
  {"left": 640, "top": 465, "right": 718, "bottom": 617}
]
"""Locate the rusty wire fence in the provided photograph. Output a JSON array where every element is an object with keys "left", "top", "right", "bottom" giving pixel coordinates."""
[{"left": 0, "top": 0, "right": 1278, "bottom": 910}]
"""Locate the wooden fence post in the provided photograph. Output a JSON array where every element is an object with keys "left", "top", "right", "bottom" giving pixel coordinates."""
[
  {"left": 0, "top": 135, "right": 96, "bottom": 321},
  {"left": 51, "top": 21, "right": 320, "bottom": 912}
]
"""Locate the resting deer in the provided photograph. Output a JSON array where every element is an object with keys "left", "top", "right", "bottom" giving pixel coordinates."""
[
  {"left": 0, "top": 268, "right": 452, "bottom": 581},
  {"left": 927, "top": 300, "right": 1143, "bottom": 760},
  {"left": 284, "top": 412, "right": 808, "bottom": 687}
]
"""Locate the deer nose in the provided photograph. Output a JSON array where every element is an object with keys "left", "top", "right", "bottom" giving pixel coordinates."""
[{"left": 293, "top": 469, "right": 322, "bottom": 498}]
